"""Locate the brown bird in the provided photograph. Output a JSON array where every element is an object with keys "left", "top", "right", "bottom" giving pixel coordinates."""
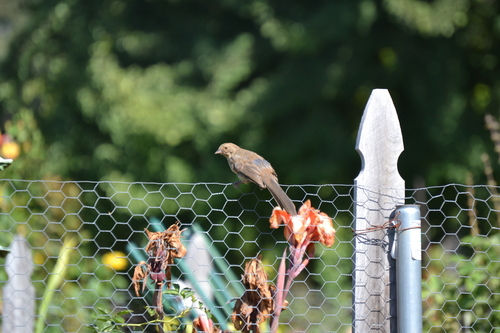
[{"left": 215, "top": 143, "right": 297, "bottom": 215}]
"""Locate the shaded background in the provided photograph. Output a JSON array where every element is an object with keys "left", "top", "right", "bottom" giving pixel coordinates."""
[
  {"left": 1, "top": 1, "right": 500, "bottom": 332},
  {"left": 0, "top": 0, "right": 498, "bottom": 187}
]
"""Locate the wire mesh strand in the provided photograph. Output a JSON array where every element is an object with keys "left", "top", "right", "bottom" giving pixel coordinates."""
[{"left": 0, "top": 180, "right": 499, "bottom": 332}]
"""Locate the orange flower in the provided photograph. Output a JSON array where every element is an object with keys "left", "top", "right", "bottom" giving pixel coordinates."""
[
  {"left": 270, "top": 200, "right": 336, "bottom": 248},
  {"left": 193, "top": 315, "right": 220, "bottom": 333}
]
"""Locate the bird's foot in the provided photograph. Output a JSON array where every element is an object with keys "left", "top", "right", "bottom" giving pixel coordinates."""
[{"left": 232, "top": 181, "right": 243, "bottom": 188}]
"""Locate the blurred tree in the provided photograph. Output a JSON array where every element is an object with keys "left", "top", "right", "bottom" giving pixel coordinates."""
[
  {"left": 0, "top": 0, "right": 499, "bottom": 186},
  {"left": 2, "top": 2, "right": 500, "bottom": 331}
]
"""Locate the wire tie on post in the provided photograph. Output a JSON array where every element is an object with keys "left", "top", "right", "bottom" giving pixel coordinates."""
[{"left": 352, "top": 211, "right": 401, "bottom": 236}]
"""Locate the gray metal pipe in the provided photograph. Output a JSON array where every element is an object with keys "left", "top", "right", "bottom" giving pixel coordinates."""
[{"left": 394, "top": 205, "right": 422, "bottom": 333}]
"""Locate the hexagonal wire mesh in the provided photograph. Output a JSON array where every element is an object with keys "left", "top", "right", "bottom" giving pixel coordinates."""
[{"left": 0, "top": 180, "right": 499, "bottom": 332}]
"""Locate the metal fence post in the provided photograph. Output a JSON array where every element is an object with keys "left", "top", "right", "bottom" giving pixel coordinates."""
[{"left": 394, "top": 205, "right": 422, "bottom": 333}]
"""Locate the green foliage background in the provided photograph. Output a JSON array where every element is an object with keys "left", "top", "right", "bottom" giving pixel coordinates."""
[
  {"left": 0, "top": 0, "right": 498, "bottom": 186},
  {"left": 1, "top": 0, "right": 500, "bottom": 332}
]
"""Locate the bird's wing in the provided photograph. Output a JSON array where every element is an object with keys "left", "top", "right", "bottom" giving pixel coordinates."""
[
  {"left": 229, "top": 150, "right": 297, "bottom": 215},
  {"left": 232, "top": 155, "right": 272, "bottom": 187}
]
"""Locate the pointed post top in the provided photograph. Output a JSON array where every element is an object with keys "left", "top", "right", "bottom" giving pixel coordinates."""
[
  {"left": 353, "top": 89, "right": 405, "bottom": 333},
  {"left": 355, "top": 89, "right": 404, "bottom": 189}
]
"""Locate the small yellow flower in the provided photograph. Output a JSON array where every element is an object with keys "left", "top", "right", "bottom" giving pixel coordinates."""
[
  {"left": 1, "top": 141, "right": 20, "bottom": 159},
  {"left": 102, "top": 251, "right": 128, "bottom": 270},
  {"left": 34, "top": 252, "right": 45, "bottom": 265}
]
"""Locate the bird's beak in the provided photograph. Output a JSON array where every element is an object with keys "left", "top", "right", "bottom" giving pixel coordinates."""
[{"left": 215, "top": 149, "right": 221, "bottom": 155}]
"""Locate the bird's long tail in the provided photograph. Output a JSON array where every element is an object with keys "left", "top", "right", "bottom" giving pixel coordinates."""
[{"left": 266, "top": 178, "right": 297, "bottom": 215}]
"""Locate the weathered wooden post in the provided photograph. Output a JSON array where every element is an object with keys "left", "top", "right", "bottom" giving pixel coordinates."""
[
  {"left": 0, "top": 159, "right": 13, "bottom": 257},
  {"left": 3, "top": 234, "right": 35, "bottom": 333},
  {"left": 353, "top": 89, "right": 404, "bottom": 332}
]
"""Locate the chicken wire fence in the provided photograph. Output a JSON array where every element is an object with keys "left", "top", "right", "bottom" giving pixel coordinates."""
[{"left": 0, "top": 179, "right": 499, "bottom": 333}]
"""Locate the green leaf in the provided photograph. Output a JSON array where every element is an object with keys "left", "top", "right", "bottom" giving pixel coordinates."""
[
  {"left": 180, "top": 289, "right": 195, "bottom": 299},
  {"left": 163, "top": 289, "right": 180, "bottom": 296},
  {"left": 85, "top": 324, "right": 99, "bottom": 332},
  {"left": 101, "top": 323, "right": 114, "bottom": 332},
  {"left": 116, "top": 309, "right": 134, "bottom": 316},
  {"left": 146, "top": 307, "right": 157, "bottom": 317},
  {"left": 96, "top": 317, "right": 112, "bottom": 322},
  {"left": 96, "top": 308, "right": 111, "bottom": 315}
]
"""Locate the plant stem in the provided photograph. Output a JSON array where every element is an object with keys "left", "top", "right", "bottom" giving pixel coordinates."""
[{"left": 270, "top": 248, "right": 288, "bottom": 332}]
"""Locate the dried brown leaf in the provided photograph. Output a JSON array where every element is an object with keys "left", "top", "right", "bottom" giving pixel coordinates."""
[
  {"left": 144, "top": 222, "right": 187, "bottom": 288},
  {"left": 232, "top": 256, "right": 275, "bottom": 333},
  {"left": 132, "top": 261, "right": 147, "bottom": 297}
]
